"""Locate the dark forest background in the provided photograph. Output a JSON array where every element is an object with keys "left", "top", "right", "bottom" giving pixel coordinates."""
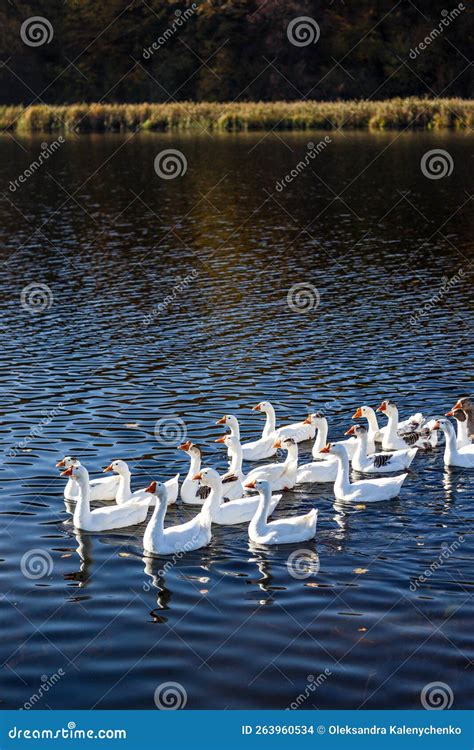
[{"left": 1, "top": 0, "right": 472, "bottom": 105}]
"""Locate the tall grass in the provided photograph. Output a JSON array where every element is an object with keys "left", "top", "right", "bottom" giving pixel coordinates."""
[{"left": 1, "top": 99, "right": 473, "bottom": 133}]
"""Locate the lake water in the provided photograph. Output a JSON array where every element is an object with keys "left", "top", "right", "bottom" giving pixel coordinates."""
[{"left": 0, "top": 130, "right": 472, "bottom": 710}]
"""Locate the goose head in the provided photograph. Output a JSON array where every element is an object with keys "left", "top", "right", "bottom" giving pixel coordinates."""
[
  {"left": 103, "top": 459, "right": 130, "bottom": 475},
  {"left": 60, "top": 463, "right": 88, "bottom": 484},
  {"left": 344, "top": 424, "right": 367, "bottom": 440},
  {"left": 144, "top": 480, "right": 167, "bottom": 504},
  {"left": 428, "top": 417, "right": 452, "bottom": 434},
  {"left": 352, "top": 405, "right": 374, "bottom": 420},
  {"left": 192, "top": 467, "right": 221, "bottom": 488},
  {"left": 376, "top": 399, "right": 397, "bottom": 417},
  {"left": 178, "top": 441, "right": 202, "bottom": 459},
  {"left": 56, "top": 455, "right": 80, "bottom": 469},
  {"left": 273, "top": 436, "right": 297, "bottom": 455},
  {"left": 244, "top": 478, "right": 271, "bottom": 495},
  {"left": 303, "top": 411, "right": 326, "bottom": 428},
  {"left": 215, "top": 414, "right": 239, "bottom": 431},
  {"left": 252, "top": 401, "right": 273, "bottom": 413},
  {"left": 320, "top": 442, "right": 347, "bottom": 459},
  {"left": 215, "top": 434, "right": 240, "bottom": 452},
  {"left": 451, "top": 396, "right": 473, "bottom": 413}
]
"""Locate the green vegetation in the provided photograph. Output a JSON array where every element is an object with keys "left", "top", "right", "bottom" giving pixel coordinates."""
[{"left": 1, "top": 99, "right": 472, "bottom": 134}]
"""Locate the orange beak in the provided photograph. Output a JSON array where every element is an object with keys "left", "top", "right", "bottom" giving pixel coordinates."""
[
  {"left": 215, "top": 416, "right": 226, "bottom": 425},
  {"left": 376, "top": 401, "right": 387, "bottom": 413},
  {"left": 252, "top": 404, "right": 262, "bottom": 411},
  {"left": 215, "top": 436, "right": 226, "bottom": 443},
  {"left": 320, "top": 443, "right": 331, "bottom": 454},
  {"left": 452, "top": 400, "right": 463, "bottom": 411},
  {"left": 432, "top": 420, "right": 441, "bottom": 430},
  {"left": 145, "top": 481, "right": 156, "bottom": 494},
  {"left": 60, "top": 466, "right": 74, "bottom": 477},
  {"left": 344, "top": 425, "right": 356, "bottom": 436},
  {"left": 445, "top": 410, "right": 454, "bottom": 417},
  {"left": 178, "top": 441, "right": 192, "bottom": 451},
  {"left": 56, "top": 458, "right": 66, "bottom": 468},
  {"left": 352, "top": 407, "right": 363, "bottom": 419},
  {"left": 192, "top": 472, "right": 202, "bottom": 481},
  {"left": 103, "top": 463, "right": 114, "bottom": 472},
  {"left": 303, "top": 415, "right": 312, "bottom": 425},
  {"left": 245, "top": 479, "right": 257, "bottom": 489},
  {"left": 273, "top": 439, "right": 282, "bottom": 449}
]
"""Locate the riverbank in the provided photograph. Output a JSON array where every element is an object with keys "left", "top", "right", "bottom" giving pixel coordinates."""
[{"left": 1, "top": 98, "right": 472, "bottom": 133}]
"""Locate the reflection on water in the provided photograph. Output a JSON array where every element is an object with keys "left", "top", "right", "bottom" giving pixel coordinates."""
[{"left": 0, "top": 130, "right": 472, "bottom": 709}]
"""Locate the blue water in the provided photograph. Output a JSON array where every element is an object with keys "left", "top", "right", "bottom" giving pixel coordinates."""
[{"left": 0, "top": 130, "right": 472, "bottom": 709}]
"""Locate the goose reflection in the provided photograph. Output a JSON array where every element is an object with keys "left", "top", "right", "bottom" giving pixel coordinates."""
[
  {"left": 64, "top": 529, "right": 93, "bottom": 587},
  {"left": 142, "top": 555, "right": 172, "bottom": 615}
]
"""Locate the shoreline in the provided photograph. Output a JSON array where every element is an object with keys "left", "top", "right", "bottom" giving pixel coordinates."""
[{"left": 1, "top": 98, "right": 473, "bottom": 134}]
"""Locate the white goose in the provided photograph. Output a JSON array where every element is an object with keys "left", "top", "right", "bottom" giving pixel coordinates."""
[
  {"left": 245, "top": 437, "right": 299, "bottom": 491},
  {"left": 194, "top": 468, "right": 281, "bottom": 525},
  {"left": 245, "top": 479, "right": 317, "bottom": 545},
  {"left": 346, "top": 424, "right": 418, "bottom": 474},
  {"left": 214, "top": 435, "right": 246, "bottom": 499},
  {"left": 320, "top": 443, "right": 408, "bottom": 502},
  {"left": 429, "top": 418, "right": 474, "bottom": 468},
  {"left": 239, "top": 402, "right": 278, "bottom": 461},
  {"left": 143, "top": 481, "right": 212, "bottom": 555},
  {"left": 376, "top": 401, "right": 436, "bottom": 451},
  {"left": 445, "top": 408, "right": 471, "bottom": 449},
  {"left": 305, "top": 412, "right": 372, "bottom": 460},
  {"left": 178, "top": 441, "right": 207, "bottom": 505},
  {"left": 103, "top": 460, "right": 179, "bottom": 506},
  {"left": 56, "top": 456, "right": 119, "bottom": 501},
  {"left": 295, "top": 414, "right": 338, "bottom": 483},
  {"left": 61, "top": 465, "right": 151, "bottom": 531}
]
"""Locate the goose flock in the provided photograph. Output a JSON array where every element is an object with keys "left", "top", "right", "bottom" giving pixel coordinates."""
[{"left": 56, "top": 396, "right": 474, "bottom": 556}]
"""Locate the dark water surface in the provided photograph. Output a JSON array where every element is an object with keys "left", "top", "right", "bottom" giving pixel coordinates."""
[{"left": 0, "top": 131, "right": 472, "bottom": 710}]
